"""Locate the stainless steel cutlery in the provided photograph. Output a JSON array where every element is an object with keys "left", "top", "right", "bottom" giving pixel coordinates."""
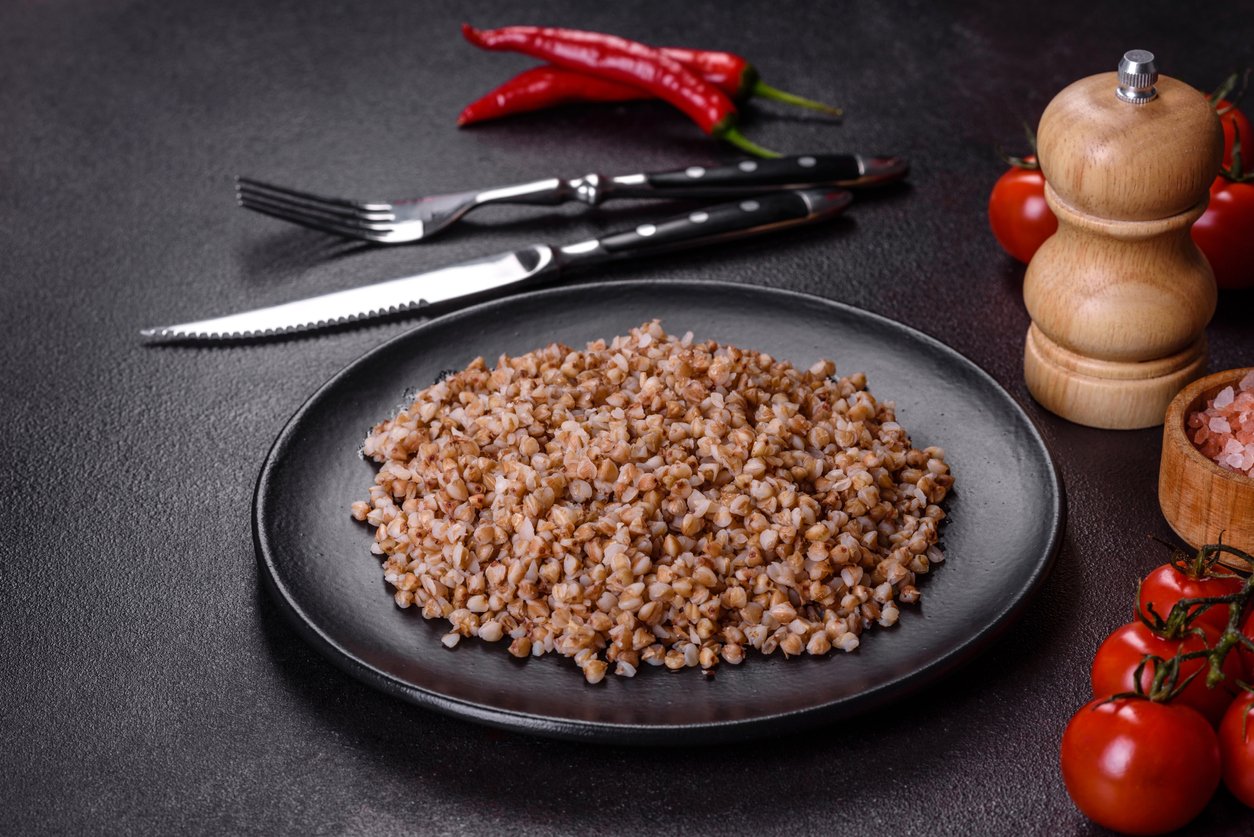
[
  {"left": 142, "top": 153, "right": 907, "bottom": 340},
  {"left": 144, "top": 188, "right": 852, "bottom": 340}
]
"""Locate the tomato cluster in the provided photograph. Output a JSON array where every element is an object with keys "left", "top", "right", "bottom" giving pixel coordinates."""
[
  {"left": 989, "top": 95, "right": 1254, "bottom": 290},
  {"left": 1060, "top": 545, "right": 1254, "bottom": 834}
]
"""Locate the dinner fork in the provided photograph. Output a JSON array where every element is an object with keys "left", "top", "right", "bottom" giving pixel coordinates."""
[{"left": 236, "top": 153, "right": 906, "bottom": 244}]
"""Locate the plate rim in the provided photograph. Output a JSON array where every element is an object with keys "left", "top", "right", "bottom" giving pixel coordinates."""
[{"left": 253, "top": 278, "right": 1065, "bottom": 745}]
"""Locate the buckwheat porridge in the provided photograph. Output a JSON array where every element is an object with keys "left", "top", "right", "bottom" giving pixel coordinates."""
[{"left": 351, "top": 321, "right": 952, "bottom": 683}]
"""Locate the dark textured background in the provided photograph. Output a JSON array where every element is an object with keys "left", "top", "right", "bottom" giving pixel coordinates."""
[{"left": 1, "top": 1, "right": 1251, "bottom": 834}]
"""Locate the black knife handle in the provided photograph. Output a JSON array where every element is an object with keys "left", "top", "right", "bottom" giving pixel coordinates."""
[{"left": 556, "top": 188, "right": 851, "bottom": 271}]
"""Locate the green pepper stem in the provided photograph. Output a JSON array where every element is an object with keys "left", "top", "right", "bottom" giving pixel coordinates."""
[
  {"left": 750, "top": 80, "right": 843, "bottom": 116},
  {"left": 720, "top": 127, "right": 781, "bottom": 158}
]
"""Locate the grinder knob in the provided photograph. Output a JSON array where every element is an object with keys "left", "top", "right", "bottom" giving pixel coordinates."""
[{"left": 1116, "top": 49, "right": 1159, "bottom": 104}]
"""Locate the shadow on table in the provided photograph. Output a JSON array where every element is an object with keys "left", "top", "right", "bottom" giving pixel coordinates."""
[{"left": 236, "top": 230, "right": 375, "bottom": 284}]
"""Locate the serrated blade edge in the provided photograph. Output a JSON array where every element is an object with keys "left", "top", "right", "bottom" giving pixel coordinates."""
[{"left": 140, "top": 246, "right": 555, "bottom": 341}]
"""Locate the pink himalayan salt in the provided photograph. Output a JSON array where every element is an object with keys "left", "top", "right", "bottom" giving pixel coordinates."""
[{"left": 1189, "top": 372, "right": 1254, "bottom": 478}]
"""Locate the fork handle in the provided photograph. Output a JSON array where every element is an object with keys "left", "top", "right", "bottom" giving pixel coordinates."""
[
  {"left": 605, "top": 154, "right": 907, "bottom": 199},
  {"left": 474, "top": 178, "right": 573, "bottom": 206}
]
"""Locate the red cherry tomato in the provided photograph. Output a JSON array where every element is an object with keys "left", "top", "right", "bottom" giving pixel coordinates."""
[
  {"left": 1091, "top": 621, "right": 1239, "bottom": 725},
  {"left": 1220, "top": 691, "right": 1254, "bottom": 808},
  {"left": 1216, "top": 99, "right": 1253, "bottom": 170},
  {"left": 1061, "top": 697, "right": 1220, "bottom": 835},
  {"left": 988, "top": 156, "right": 1057, "bottom": 264},
  {"left": 1138, "top": 562, "right": 1243, "bottom": 633},
  {"left": 1192, "top": 175, "right": 1254, "bottom": 290},
  {"left": 1181, "top": 98, "right": 1251, "bottom": 289}
]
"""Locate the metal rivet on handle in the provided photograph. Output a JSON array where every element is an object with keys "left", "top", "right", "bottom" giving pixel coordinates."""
[
  {"left": 738, "top": 161, "right": 758, "bottom": 172},
  {"left": 798, "top": 156, "right": 817, "bottom": 167},
  {"left": 636, "top": 224, "right": 657, "bottom": 236},
  {"left": 685, "top": 166, "right": 706, "bottom": 178},
  {"left": 740, "top": 200, "right": 760, "bottom": 212},
  {"left": 689, "top": 211, "right": 709, "bottom": 223}
]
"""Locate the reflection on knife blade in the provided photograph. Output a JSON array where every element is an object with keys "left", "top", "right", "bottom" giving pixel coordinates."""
[{"left": 140, "top": 248, "right": 556, "bottom": 341}]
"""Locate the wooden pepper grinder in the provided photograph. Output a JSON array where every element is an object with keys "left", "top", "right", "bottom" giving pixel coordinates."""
[{"left": 1023, "top": 50, "right": 1223, "bottom": 429}]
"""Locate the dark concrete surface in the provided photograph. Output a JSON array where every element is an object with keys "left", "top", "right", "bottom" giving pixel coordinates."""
[{"left": 1, "top": 1, "right": 1251, "bottom": 834}]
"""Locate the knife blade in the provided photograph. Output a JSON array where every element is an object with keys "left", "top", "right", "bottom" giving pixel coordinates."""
[{"left": 141, "top": 188, "right": 852, "bottom": 341}]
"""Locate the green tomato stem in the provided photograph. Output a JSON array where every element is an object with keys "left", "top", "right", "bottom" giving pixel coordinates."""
[{"left": 1138, "top": 542, "right": 1254, "bottom": 698}]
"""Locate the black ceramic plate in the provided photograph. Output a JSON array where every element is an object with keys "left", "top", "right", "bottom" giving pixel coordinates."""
[{"left": 255, "top": 280, "right": 1063, "bottom": 745}]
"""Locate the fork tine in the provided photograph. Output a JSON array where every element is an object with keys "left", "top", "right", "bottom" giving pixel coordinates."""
[
  {"left": 239, "top": 197, "right": 396, "bottom": 242},
  {"left": 236, "top": 180, "right": 392, "bottom": 219},
  {"left": 236, "top": 180, "right": 395, "bottom": 222},
  {"left": 238, "top": 189, "right": 396, "bottom": 229},
  {"left": 235, "top": 176, "right": 393, "bottom": 213}
]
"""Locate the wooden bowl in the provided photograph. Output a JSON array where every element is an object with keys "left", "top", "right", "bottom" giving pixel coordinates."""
[{"left": 1159, "top": 367, "right": 1254, "bottom": 570}]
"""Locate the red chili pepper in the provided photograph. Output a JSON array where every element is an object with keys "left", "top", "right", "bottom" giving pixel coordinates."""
[
  {"left": 457, "top": 56, "right": 841, "bottom": 127},
  {"left": 461, "top": 24, "right": 779, "bottom": 157},
  {"left": 458, "top": 66, "right": 644, "bottom": 127}
]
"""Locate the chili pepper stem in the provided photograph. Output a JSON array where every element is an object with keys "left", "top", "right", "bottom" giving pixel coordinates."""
[
  {"left": 750, "top": 80, "right": 842, "bottom": 116},
  {"left": 719, "top": 127, "right": 780, "bottom": 158}
]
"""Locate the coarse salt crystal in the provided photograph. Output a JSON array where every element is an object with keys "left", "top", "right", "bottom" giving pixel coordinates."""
[{"left": 1186, "top": 375, "right": 1254, "bottom": 477}]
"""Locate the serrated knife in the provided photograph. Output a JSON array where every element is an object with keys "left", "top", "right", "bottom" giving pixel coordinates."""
[{"left": 140, "top": 188, "right": 851, "bottom": 341}]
